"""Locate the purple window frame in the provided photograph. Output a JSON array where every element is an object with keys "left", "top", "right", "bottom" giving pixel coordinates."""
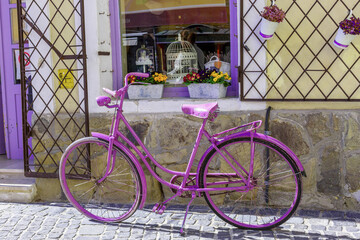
[{"left": 109, "top": 0, "right": 239, "bottom": 97}]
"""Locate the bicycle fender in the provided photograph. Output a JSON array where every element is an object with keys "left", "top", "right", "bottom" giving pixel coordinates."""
[
  {"left": 91, "top": 132, "right": 148, "bottom": 209},
  {"left": 196, "top": 132, "right": 305, "bottom": 185}
]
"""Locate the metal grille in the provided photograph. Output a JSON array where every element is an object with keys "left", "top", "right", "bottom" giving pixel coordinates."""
[
  {"left": 240, "top": 0, "right": 360, "bottom": 101},
  {"left": 17, "top": 0, "right": 89, "bottom": 177}
]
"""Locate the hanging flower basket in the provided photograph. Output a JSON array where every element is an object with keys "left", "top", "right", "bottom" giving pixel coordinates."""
[
  {"left": 260, "top": 19, "right": 280, "bottom": 39},
  {"left": 334, "top": 16, "right": 360, "bottom": 49},
  {"left": 184, "top": 70, "right": 231, "bottom": 99},
  {"left": 259, "top": 5, "right": 286, "bottom": 40},
  {"left": 127, "top": 73, "right": 167, "bottom": 99}
]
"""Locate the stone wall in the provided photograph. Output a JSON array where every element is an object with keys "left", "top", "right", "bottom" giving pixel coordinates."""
[{"left": 33, "top": 110, "right": 360, "bottom": 211}]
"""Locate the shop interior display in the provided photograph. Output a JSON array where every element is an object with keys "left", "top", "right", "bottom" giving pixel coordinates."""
[{"left": 166, "top": 34, "right": 198, "bottom": 83}]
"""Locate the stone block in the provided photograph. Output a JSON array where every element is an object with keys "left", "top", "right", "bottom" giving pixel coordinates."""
[
  {"left": 301, "top": 158, "right": 317, "bottom": 194},
  {"left": 345, "top": 154, "right": 360, "bottom": 191},
  {"left": 155, "top": 117, "right": 199, "bottom": 150},
  {"left": 317, "top": 146, "right": 341, "bottom": 195},
  {"left": 345, "top": 117, "right": 360, "bottom": 151},
  {"left": 123, "top": 121, "right": 150, "bottom": 147},
  {"left": 89, "top": 113, "right": 113, "bottom": 133},
  {"left": 154, "top": 148, "right": 189, "bottom": 165},
  {"left": 35, "top": 178, "right": 62, "bottom": 202},
  {"left": 207, "top": 114, "right": 236, "bottom": 134},
  {"left": 271, "top": 119, "right": 309, "bottom": 157},
  {"left": 305, "top": 113, "right": 331, "bottom": 144},
  {"left": 145, "top": 175, "right": 163, "bottom": 203}
]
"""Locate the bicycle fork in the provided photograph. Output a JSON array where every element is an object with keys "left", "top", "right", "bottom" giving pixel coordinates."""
[{"left": 97, "top": 136, "right": 116, "bottom": 183}]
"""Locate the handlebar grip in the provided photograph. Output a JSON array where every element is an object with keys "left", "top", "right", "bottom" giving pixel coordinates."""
[{"left": 103, "top": 88, "right": 116, "bottom": 97}]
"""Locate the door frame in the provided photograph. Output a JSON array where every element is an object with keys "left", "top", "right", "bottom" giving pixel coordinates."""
[
  {"left": 0, "top": 1, "right": 24, "bottom": 159},
  {"left": 0, "top": 2, "right": 11, "bottom": 157}
]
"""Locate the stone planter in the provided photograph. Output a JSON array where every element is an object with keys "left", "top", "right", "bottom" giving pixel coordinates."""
[
  {"left": 259, "top": 18, "right": 279, "bottom": 40},
  {"left": 128, "top": 84, "right": 164, "bottom": 99},
  {"left": 333, "top": 27, "right": 357, "bottom": 49},
  {"left": 188, "top": 83, "right": 227, "bottom": 99}
]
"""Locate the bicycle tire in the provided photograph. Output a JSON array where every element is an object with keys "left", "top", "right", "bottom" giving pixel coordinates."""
[
  {"left": 59, "top": 137, "right": 142, "bottom": 222},
  {"left": 199, "top": 136, "right": 302, "bottom": 229}
]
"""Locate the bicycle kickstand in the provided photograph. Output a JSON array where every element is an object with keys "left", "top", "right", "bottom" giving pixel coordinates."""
[{"left": 180, "top": 191, "right": 197, "bottom": 235}]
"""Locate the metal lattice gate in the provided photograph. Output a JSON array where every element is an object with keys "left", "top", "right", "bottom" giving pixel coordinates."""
[
  {"left": 17, "top": 0, "right": 89, "bottom": 177},
  {"left": 240, "top": 0, "right": 360, "bottom": 101}
]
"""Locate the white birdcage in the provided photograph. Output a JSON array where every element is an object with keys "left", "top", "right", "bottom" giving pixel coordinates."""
[{"left": 166, "top": 35, "right": 198, "bottom": 83}]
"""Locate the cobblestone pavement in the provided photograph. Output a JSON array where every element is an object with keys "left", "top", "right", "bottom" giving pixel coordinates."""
[{"left": 0, "top": 202, "right": 359, "bottom": 240}]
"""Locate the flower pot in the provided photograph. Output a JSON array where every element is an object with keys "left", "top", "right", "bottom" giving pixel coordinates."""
[
  {"left": 333, "top": 27, "right": 357, "bottom": 49},
  {"left": 128, "top": 84, "right": 164, "bottom": 99},
  {"left": 259, "top": 18, "right": 279, "bottom": 39},
  {"left": 188, "top": 83, "right": 227, "bottom": 99}
]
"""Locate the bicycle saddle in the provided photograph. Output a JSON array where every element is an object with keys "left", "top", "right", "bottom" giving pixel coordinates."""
[
  {"left": 181, "top": 102, "right": 218, "bottom": 119},
  {"left": 96, "top": 96, "right": 111, "bottom": 106}
]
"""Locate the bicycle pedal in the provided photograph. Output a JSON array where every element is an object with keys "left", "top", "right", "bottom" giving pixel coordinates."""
[
  {"left": 158, "top": 204, "right": 166, "bottom": 214},
  {"left": 152, "top": 203, "right": 160, "bottom": 212},
  {"left": 152, "top": 203, "right": 166, "bottom": 214}
]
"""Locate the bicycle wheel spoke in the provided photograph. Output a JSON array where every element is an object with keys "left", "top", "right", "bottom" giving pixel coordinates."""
[
  {"left": 78, "top": 185, "right": 97, "bottom": 200},
  {"left": 74, "top": 179, "right": 95, "bottom": 187}
]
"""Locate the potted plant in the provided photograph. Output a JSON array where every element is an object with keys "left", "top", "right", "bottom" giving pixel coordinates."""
[
  {"left": 184, "top": 70, "right": 231, "bottom": 99},
  {"left": 334, "top": 16, "right": 360, "bottom": 49},
  {"left": 259, "top": 5, "right": 286, "bottom": 40},
  {"left": 127, "top": 72, "right": 167, "bottom": 99}
]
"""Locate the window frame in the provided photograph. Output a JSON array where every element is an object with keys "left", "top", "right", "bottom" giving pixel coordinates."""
[{"left": 109, "top": 0, "right": 239, "bottom": 98}]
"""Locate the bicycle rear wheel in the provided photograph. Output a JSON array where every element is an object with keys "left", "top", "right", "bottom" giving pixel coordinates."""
[
  {"left": 199, "top": 136, "right": 302, "bottom": 229},
  {"left": 59, "top": 137, "right": 142, "bottom": 222}
]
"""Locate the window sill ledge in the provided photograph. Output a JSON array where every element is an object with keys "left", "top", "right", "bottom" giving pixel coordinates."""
[{"left": 118, "top": 98, "right": 265, "bottom": 113}]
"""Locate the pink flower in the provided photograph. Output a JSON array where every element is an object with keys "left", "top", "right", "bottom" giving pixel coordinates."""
[{"left": 261, "top": 5, "right": 286, "bottom": 23}]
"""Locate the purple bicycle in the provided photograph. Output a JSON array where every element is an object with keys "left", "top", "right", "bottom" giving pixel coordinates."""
[{"left": 59, "top": 72, "right": 306, "bottom": 233}]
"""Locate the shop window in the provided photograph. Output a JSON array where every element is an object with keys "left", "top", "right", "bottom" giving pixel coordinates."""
[{"left": 115, "top": 0, "right": 233, "bottom": 97}]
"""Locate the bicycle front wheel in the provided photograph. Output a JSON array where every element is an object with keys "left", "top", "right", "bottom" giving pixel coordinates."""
[
  {"left": 199, "top": 136, "right": 302, "bottom": 229},
  {"left": 59, "top": 137, "right": 142, "bottom": 222}
]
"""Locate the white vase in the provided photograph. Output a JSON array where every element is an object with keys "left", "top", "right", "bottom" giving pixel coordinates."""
[
  {"left": 333, "top": 27, "right": 357, "bottom": 49},
  {"left": 128, "top": 84, "right": 164, "bottom": 99},
  {"left": 259, "top": 18, "right": 279, "bottom": 40},
  {"left": 188, "top": 83, "right": 227, "bottom": 99}
]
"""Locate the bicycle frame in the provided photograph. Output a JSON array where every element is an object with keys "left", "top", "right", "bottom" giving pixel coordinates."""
[
  {"left": 94, "top": 73, "right": 305, "bottom": 209},
  {"left": 93, "top": 107, "right": 254, "bottom": 191}
]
